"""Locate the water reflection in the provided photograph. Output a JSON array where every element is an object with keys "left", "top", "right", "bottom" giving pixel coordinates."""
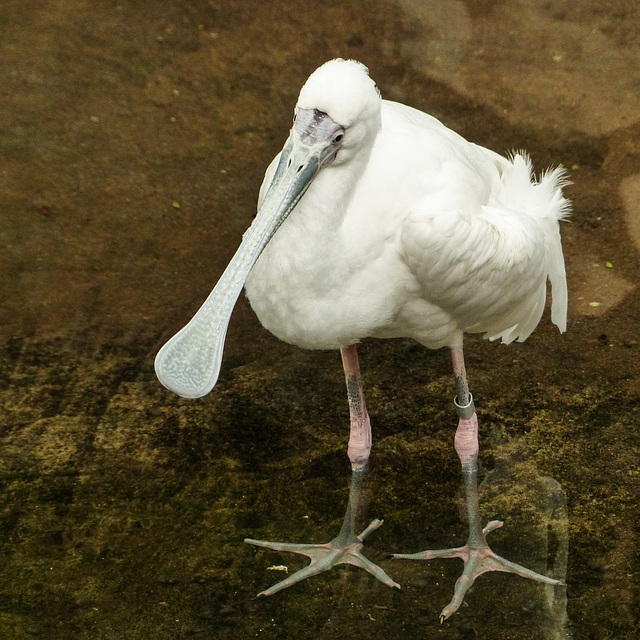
[
  {"left": 0, "top": 329, "right": 634, "bottom": 639},
  {"left": 239, "top": 382, "right": 575, "bottom": 638}
]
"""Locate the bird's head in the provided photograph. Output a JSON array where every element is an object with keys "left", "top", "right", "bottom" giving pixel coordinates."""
[
  {"left": 294, "top": 58, "right": 382, "bottom": 166},
  {"left": 254, "top": 59, "right": 382, "bottom": 229}
]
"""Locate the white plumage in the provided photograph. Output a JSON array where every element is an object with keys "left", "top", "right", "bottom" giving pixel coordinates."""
[
  {"left": 246, "top": 65, "right": 568, "bottom": 352},
  {"left": 155, "top": 58, "right": 569, "bottom": 619}
]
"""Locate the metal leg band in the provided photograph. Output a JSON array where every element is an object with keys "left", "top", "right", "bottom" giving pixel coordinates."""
[{"left": 454, "top": 393, "right": 475, "bottom": 419}]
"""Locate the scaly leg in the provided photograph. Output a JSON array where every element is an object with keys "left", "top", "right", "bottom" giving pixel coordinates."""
[
  {"left": 393, "top": 345, "right": 562, "bottom": 620},
  {"left": 245, "top": 345, "right": 399, "bottom": 596}
]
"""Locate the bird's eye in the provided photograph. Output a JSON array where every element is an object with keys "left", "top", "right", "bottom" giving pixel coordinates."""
[{"left": 333, "top": 133, "right": 344, "bottom": 144}]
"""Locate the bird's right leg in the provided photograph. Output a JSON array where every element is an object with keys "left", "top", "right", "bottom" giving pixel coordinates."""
[
  {"left": 244, "top": 345, "right": 399, "bottom": 596},
  {"left": 393, "top": 345, "right": 561, "bottom": 620}
]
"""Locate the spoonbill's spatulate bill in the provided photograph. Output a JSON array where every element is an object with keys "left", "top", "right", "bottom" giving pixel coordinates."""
[{"left": 155, "top": 58, "right": 569, "bottom": 619}]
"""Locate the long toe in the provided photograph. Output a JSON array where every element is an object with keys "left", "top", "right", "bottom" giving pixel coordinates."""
[
  {"left": 345, "top": 551, "right": 400, "bottom": 589},
  {"left": 256, "top": 556, "right": 337, "bottom": 597}
]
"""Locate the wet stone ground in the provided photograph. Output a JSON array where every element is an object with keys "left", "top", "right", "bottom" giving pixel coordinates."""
[{"left": 1, "top": 1, "right": 639, "bottom": 639}]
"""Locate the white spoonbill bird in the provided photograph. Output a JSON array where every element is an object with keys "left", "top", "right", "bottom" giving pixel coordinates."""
[{"left": 155, "top": 58, "right": 569, "bottom": 620}]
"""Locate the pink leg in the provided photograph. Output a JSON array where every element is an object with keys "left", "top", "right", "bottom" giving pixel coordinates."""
[
  {"left": 394, "top": 345, "right": 562, "bottom": 620},
  {"left": 245, "top": 345, "right": 399, "bottom": 595},
  {"left": 451, "top": 346, "right": 486, "bottom": 549},
  {"left": 341, "top": 344, "right": 372, "bottom": 469}
]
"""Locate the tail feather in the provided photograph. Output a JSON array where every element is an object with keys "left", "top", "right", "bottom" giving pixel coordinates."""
[
  {"left": 495, "top": 154, "right": 570, "bottom": 337},
  {"left": 540, "top": 164, "right": 570, "bottom": 333}
]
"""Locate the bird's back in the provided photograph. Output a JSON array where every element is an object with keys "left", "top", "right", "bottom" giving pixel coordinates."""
[
  {"left": 378, "top": 102, "right": 570, "bottom": 347},
  {"left": 247, "top": 100, "right": 569, "bottom": 352}
]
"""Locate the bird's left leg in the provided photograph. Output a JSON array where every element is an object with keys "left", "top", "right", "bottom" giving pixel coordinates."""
[
  {"left": 245, "top": 345, "right": 400, "bottom": 596},
  {"left": 393, "top": 345, "right": 562, "bottom": 620}
]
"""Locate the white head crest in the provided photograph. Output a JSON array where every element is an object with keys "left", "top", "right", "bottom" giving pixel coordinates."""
[{"left": 297, "top": 59, "right": 381, "bottom": 128}]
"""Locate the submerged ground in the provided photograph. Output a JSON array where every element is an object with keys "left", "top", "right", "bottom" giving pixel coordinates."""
[{"left": 1, "top": 1, "right": 639, "bottom": 638}]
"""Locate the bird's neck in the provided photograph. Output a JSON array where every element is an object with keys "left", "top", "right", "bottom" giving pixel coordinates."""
[
  {"left": 256, "top": 126, "right": 380, "bottom": 271},
  {"left": 305, "top": 134, "right": 378, "bottom": 228}
]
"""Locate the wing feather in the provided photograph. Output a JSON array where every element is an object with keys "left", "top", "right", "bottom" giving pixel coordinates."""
[{"left": 401, "top": 154, "right": 569, "bottom": 343}]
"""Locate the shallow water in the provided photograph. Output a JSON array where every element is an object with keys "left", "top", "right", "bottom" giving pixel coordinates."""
[{"left": 1, "top": 1, "right": 639, "bottom": 639}]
